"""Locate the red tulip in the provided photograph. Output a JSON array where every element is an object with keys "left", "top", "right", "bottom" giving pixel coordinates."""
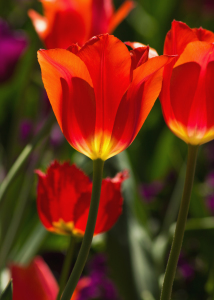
[
  {"left": 28, "top": 0, "right": 134, "bottom": 49},
  {"left": 38, "top": 34, "right": 173, "bottom": 160},
  {"left": 11, "top": 257, "right": 58, "bottom": 300},
  {"left": 160, "top": 20, "right": 214, "bottom": 145},
  {"left": 35, "top": 161, "right": 128, "bottom": 236}
]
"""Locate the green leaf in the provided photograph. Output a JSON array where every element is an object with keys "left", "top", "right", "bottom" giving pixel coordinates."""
[
  {"left": 150, "top": 127, "right": 176, "bottom": 179},
  {"left": 12, "top": 222, "right": 47, "bottom": 265},
  {"left": 189, "top": 186, "right": 208, "bottom": 218},
  {"left": 106, "top": 151, "right": 159, "bottom": 300},
  {"left": 0, "top": 281, "right": 13, "bottom": 300}
]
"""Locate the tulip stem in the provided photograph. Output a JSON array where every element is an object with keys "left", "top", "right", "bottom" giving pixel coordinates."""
[
  {"left": 160, "top": 144, "right": 199, "bottom": 300},
  {"left": 61, "top": 158, "right": 104, "bottom": 300},
  {"left": 57, "top": 236, "right": 77, "bottom": 300}
]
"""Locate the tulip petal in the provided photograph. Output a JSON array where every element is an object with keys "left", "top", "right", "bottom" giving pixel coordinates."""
[
  {"left": 170, "top": 62, "right": 201, "bottom": 128},
  {"left": 125, "top": 41, "right": 145, "bottom": 49},
  {"left": 125, "top": 41, "right": 158, "bottom": 58},
  {"left": 35, "top": 170, "right": 53, "bottom": 230},
  {"left": 110, "top": 55, "right": 175, "bottom": 156},
  {"left": 36, "top": 162, "right": 91, "bottom": 234},
  {"left": 90, "top": 0, "right": 113, "bottom": 37},
  {"left": 130, "top": 46, "right": 149, "bottom": 70},
  {"left": 174, "top": 41, "right": 214, "bottom": 67},
  {"left": 171, "top": 42, "right": 214, "bottom": 136},
  {"left": 95, "top": 171, "right": 128, "bottom": 234},
  {"left": 11, "top": 257, "right": 58, "bottom": 300},
  {"left": 206, "top": 61, "right": 214, "bottom": 129},
  {"left": 164, "top": 20, "right": 197, "bottom": 55},
  {"left": 44, "top": 10, "right": 86, "bottom": 49},
  {"left": 38, "top": 49, "right": 96, "bottom": 158},
  {"left": 40, "top": 0, "right": 91, "bottom": 48},
  {"left": 77, "top": 34, "right": 131, "bottom": 136},
  {"left": 108, "top": 1, "right": 135, "bottom": 33},
  {"left": 74, "top": 171, "right": 128, "bottom": 234},
  {"left": 193, "top": 27, "right": 214, "bottom": 42},
  {"left": 28, "top": 10, "right": 48, "bottom": 40},
  {"left": 159, "top": 60, "right": 176, "bottom": 124}
]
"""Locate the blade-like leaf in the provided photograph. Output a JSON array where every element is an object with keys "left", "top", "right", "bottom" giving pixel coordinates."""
[{"left": 0, "top": 280, "right": 13, "bottom": 300}]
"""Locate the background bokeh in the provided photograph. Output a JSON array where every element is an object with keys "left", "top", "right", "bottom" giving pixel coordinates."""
[{"left": 1, "top": 0, "right": 214, "bottom": 299}]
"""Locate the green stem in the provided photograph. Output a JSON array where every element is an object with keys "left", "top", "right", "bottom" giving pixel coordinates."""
[
  {"left": 0, "top": 113, "right": 54, "bottom": 205},
  {"left": 160, "top": 144, "right": 199, "bottom": 300},
  {"left": 57, "top": 236, "right": 76, "bottom": 300},
  {"left": 61, "top": 158, "right": 104, "bottom": 300}
]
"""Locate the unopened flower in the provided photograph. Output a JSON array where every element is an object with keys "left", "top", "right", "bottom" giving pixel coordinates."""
[{"left": 160, "top": 20, "right": 214, "bottom": 145}]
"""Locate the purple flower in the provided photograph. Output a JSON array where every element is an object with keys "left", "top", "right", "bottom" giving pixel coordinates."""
[
  {"left": 50, "top": 124, "right": 64, "bottom": 148},
  {"left": 75, "top": 254, "right": 121, "bottom": 300},
  {"left": 206, "top": 195, "right": 214, "bottom": 215},
  {"left": 0, "top": 19, "right": 27, "bottom": 83},
  {"left": 205, "top": 171, "right": 214, "bottom": 187},
  {"left": 19, "top": 119, "right": 33, "bottom": 142},
  {"left": 178, "top": 253, "right": 194, "bottom": 281},
  {"left": 203, "top": 171, "right": 214, "bottom": 215},
  {"left": 203, "top": 0, "right": 214, "bottom": 12},
  {"left": 88, "top": 253, "right": 107, "bottom": 275},
  {"left": 140, "top": 180, "right": 164, "bottom": 203}
]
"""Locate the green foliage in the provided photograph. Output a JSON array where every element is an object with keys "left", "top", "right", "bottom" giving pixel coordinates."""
[{"left": 0, "top": 281, "right": 13, "bottom": 300}]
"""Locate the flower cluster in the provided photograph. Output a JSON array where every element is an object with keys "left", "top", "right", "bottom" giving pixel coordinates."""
[{"left": 2, "top": 0, "right": 214, "bottom": 299}]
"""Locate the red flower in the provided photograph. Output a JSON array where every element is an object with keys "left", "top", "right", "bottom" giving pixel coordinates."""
[
  {"left": 28, "top": 0, "right": 134, "bottom": 49},
  {"left": 160, "top": 20, "right": 214, "bottom": 145},
  {"left": 11, "top": 257, "right": 58, "bottom": 300},
  {"left": 38, "top": 34, "right": 173, "bottom": 160},
  {"left": 35, "top": 161, "right": 128, "bottom": 236}
]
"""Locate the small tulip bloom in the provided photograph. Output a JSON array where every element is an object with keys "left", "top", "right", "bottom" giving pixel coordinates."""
[
  {"left": 38, "top": 34, "right": 173, "bottom": 160},
  {"left": 11, "top": 257, "right": 58, "bottom": 300},
  {"left": 28, "top": 0, "right": 134, "bottom": 49},
  {"left": 35, "top": 161, "right": 128, "bottom": 236},
  {"left": 160, "top": 20, "right": 214, "bottom": 145}
]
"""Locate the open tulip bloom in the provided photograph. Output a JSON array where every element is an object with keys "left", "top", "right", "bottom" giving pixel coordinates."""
[
  {"left": 38, "top": 34, "right": 173, "bottom": 161},
  {"left": 36, "top": 161, "right": 128, "bottom": 236},
  {"left": 159, "top": 21, "right": 214, "bottom": 300},
  {"left": 29, "top": 0, "right": 134, "bottom": 49},
  {"left": 38, "top": 33, "right": 173, "bottom": 300}
]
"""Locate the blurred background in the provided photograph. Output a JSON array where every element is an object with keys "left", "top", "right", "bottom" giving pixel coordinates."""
[{"left": 1, "top": 0, "right": 214, "bottom": 299}]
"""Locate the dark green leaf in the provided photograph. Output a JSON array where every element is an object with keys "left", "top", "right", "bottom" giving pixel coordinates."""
[{"left": 0, "top": 281, "right": 13, "bottom": 300}]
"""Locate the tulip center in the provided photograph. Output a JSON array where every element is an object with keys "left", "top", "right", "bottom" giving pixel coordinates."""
[{"left": 52, "top": 219, "right": 84, "bottom": 237}]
